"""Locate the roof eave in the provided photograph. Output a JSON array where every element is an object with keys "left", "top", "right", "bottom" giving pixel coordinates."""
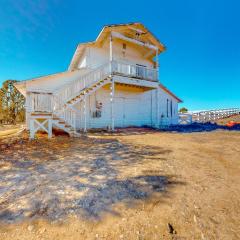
[{"left": 159, "top": 83, "right": 183, "bottom": 103}]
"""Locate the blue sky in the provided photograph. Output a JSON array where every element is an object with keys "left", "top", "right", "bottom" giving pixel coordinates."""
[{"left": 0, "top": 0, "right": 239, "bottom": 110}]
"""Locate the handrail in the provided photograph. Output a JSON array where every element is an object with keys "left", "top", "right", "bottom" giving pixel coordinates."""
[
  {"left": 53, "top": 62, "right": 111, "bottom": 112},
  {"left": 57, "top": 107, "right": 77, "bottom": 131}
]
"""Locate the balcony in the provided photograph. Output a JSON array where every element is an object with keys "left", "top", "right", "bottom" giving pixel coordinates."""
[{"left": 111, "top": 61, "right": 158, "bottom": 82}]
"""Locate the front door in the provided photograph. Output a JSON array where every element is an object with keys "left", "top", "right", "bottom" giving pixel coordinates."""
[{"left": 122, "top": 97, "right": 140, "bottom": 127}]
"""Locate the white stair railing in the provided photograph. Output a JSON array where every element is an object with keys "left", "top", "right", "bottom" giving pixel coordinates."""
[
  {"left": 63, "top": 107, "right": 77, "bottom": 130},
  {"left": 53, "top": 62, "right": 111, "bottom": 113},
  {"left": 51, "top": 62, "right": 112, "bottom": 132}
]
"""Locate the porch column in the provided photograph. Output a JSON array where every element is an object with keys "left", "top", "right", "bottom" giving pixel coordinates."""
[
  {"left": 84, "top": 94, "right": 87, "bottom": 132},
  {"left": 109, "top": 33, "right": 115, "bottom": 131},
  {"left": 48, "top": 119, "right": 52, "bottom": 138},
  {"left": 109, "top": 33, "right": 113, "bottom": 67},
  {"left": 156, "top": 88, "right": 160, "bottom": 128},
  {"left": 156, "top": 49, "right": 159, "bottom": 80},
  {"left": 110, "top": 79, "right": 115, "bottom": 131},
  {"left": 83, "top": 77, "right": 87, "bottom": 133},
  {"left": 155, "top": 48, "right": 160, "bottom": 128},
  {"left": 29, "top": 118, "right": 35, "bottom": 139}
]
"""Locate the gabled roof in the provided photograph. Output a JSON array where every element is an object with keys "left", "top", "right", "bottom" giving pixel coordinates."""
[
  {"left": 69, "top": 22, "right": 166, "bottom": 71},
  {"left": 159, "top": 83, "right": 183, "bottom": 103}
]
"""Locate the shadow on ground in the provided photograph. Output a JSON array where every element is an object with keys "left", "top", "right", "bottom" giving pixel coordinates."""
[
  {"left": 86, "top": 127, "right": 157, "bottom": 137},
  {"left": 163, "top": 122, "right": 240, "bottom": 133},
  {"left": 0, "top": 136, "right": 183, "bottom": 223}
]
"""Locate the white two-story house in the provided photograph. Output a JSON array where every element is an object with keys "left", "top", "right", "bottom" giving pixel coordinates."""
[{"left": 15, "top": 22, "right": 182, "bottom": 138}]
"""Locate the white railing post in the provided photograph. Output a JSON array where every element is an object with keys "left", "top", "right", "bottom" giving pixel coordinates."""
[
  {"left": 74, "top": 111, "right": 76, "bottom": 132},
  {"left": 156, "top": 49, "right": 159, "bottom": 81},
  {"left": 84, "top": 95, "right": 87, "bottom": 132}
]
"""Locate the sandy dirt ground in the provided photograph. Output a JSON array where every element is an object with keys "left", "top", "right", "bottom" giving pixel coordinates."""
[
  {"left": 0, "top": 124, "right": 23, "bottom": 139},
  {"left": 0, "top": 128, "right": 239, "bottom": 240}
]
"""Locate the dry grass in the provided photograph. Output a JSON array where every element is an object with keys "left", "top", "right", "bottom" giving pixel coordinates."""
[
  {"left": 0, "top": 124, "right": 23, "bottom": 139},
  {"left": 216, "top": 114, "right": 240, "bottom": 125}
]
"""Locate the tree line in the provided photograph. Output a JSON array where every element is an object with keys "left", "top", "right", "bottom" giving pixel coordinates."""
[{"left": 0, "top": 80, "right": 25, "bottom": 124}]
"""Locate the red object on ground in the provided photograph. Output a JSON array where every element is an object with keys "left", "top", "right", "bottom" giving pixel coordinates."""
[{"left": 226, "top": 121, "right": 240, "bottom": 127}]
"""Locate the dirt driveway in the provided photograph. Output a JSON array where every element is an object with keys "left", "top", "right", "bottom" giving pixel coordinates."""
[{"left": 0, "top": 129, "right": 239, "bottom": 239}]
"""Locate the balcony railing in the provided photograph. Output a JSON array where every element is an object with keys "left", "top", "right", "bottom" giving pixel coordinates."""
[
  {"left": 112, "top": 61, "right": 158, "bottom": 82},
  {"left": 28, "top": 92, "right": 53, "bottom": 113}
]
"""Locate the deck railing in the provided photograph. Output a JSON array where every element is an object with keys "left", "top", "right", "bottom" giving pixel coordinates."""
[
  {"left": 53, "top": 62, "right": 111, "bottom": 113},
  {"left": 28, "top": 92, "right": 53, "bottom": 113},
  {"left": 112, "top": 61, "right": 158, "bottom": 82}
]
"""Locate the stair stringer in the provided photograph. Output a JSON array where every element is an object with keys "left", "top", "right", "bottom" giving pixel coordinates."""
[{"left": 66, "top": 76, "right": 112, "bottom": 108}]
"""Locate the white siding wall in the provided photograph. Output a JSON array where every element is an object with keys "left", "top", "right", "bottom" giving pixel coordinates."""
[
  {"left": 111, "top": 39, "right": 154, "bottom": 68},
  {"left": 77, "top": 39, "right": 154, "bottom": 70},
  {"left": 158, "top": 88, "right": 179, "bottom": 125},
  {"left": 74, "top": 85, "right": 154, "bottom": 129},
  {"left": 73, "top": 84, "right": 179, "bottom": 129},
  {"left": 25, "top": 69, "right": 89, "bottom": 93}
]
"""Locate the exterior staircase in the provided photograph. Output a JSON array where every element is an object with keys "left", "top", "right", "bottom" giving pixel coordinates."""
[
  {"left": 28, "top": 62, "right": 112, "bottom": 137},
  {"left": 51, "top": 63, "right": 112, "bottom": 135},
  {"left": 52, "top": 114, "right": 77, "bottom": 136},
  {"left": 52, "top": 75, "right": 112, "bottom": 136}
]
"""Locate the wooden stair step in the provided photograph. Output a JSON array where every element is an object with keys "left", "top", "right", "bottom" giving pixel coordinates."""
[
  {"left": 65, "top": 78, "right": 109, "bottom": 105},
  {"left": 31, "top": 112, "right": 52, "bottom": 116}
]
